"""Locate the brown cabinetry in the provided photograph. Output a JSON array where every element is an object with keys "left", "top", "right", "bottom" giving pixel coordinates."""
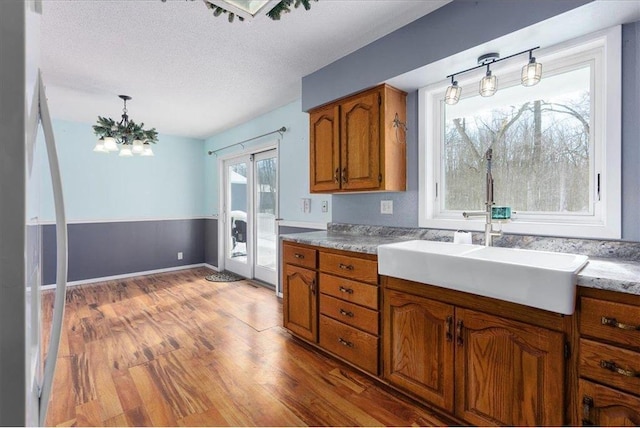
[
  {"left": 282, "top": 242, "right": 381, "bottom": 375},
  {"left": 309, "top": 84, "right": 407, "bottom": 193},
  {"left": 383, "top": 280, "right": 566, "bottom": 426},
  {"left": 455, "top": 308, "right": 564, "bottom": 426},
  {"left": 384, "top": 290, "right": 455, "bottom": 411},
  {"left": 578, "top": 290, "right": 640, "bottom": 426},
  {"left": 282, "top": 243, "right": 318, "bottom": 342}
]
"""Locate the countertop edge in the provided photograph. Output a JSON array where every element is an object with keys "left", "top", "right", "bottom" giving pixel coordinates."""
[{"left": 281, "top": 233, "right": 640, "bottom": 297}]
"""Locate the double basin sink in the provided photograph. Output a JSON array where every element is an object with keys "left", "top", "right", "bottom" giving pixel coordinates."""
[{"left": 377, "top": 240, "right": 588, "bottom": 315}]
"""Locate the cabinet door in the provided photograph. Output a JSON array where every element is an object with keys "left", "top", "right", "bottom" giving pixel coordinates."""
[
  {"left": 455, "top": 308, "right": 565, "bottom": 426},
  {"left": 580, "top": 379, "right": 640, "bottom": 426},
  {"left": 283, "top": 264, "right": 318, "bottom": 342},
  {"left": 309, "top": 104, "right": 340, "bottom": 192},
  {"left": 383, "top": 290, "right": 455, "bottom": 412},
  {"left": 340, "top": 89, "right": 380, "bottom": 190}
]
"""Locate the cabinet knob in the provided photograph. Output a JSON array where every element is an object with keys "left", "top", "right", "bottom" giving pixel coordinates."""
[
  {"left": 338, "top": 337, "right": 354, "bottom": 347},
  {"left": 339, "top": 309, "right": 354, "bottom": 318},
  {"left": 334, "top": 167, "right": 340, "bottom": 184},
  {"left": 601, "top": 316, "right": 640, "bottom": 331}
]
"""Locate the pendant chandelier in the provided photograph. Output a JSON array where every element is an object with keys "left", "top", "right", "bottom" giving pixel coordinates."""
[
  {"left": 92, "top": 95, "right": 158, "bottom": 157},
  {"left": 444, "top": 47, "right": 542, "bottom": 105}
]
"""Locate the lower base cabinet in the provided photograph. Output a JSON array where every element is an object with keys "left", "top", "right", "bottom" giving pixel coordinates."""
[{"left": 384, "top": 288, "right": 565, "bottom": 426}]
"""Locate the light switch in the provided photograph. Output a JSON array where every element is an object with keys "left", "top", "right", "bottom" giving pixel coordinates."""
[
  {"left": 301, "top": 198, "right": 311, "bottom": 213},
  {"left": 381, "top": 200, "right": 393, "bottom": 214}
]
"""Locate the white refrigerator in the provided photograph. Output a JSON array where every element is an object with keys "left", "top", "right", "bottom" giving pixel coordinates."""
[{"left": 0, "top": 1, "right": 68, "bottom": 426}]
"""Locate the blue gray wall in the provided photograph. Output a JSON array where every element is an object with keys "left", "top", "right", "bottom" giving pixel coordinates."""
[
  {"left": 622, "top": 22, "right": 640, "bottom": 241},
  {"left": 302, "top": 0, "right": 640, "bottom": 242},
  {"left": 302, "top": 0, "right": 592, "bottom": 111},
  {"left": 205, "top": 218, "right": 218, "bottom": 267},
  {"left": 42, "top": 219, "right": 205, "bottom": 284}
]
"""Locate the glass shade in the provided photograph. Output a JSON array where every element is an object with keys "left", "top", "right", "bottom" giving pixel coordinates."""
[
  {"left": 119, "top": 144, "right": 133, "bottom": 157},
  {"left": 141, "top": 144, "right": 154, "bottom": 157},
  {"left": 521, "top": 59, "right": 542, "bottom": 87},
  {"left": 132, "top": 139, "right": 144, "bottom": 154},
  {"left": 103, "top": 136, "right": 118, "bottom": 152},
  {"left": 444, "top": 82, "right": 461, "bottom": 105},
  {"left": 93, "top": 138, "right": 108, "bottom": 153},
  {"left": 479, "top": 71, "right": 498, "bottom": 97}
]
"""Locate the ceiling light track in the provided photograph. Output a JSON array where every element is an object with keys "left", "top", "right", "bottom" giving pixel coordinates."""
[{"left": 444, "top": 46, "right": 541, "bottom": 105}]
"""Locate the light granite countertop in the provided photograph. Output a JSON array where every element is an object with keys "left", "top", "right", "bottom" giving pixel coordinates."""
[{"left": 281, "top": 230, "right": 640, "bottom": 297}]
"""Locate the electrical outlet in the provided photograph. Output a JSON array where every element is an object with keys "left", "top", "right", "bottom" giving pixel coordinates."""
[
  {"left": 177, "top": 252, "right": 183, "bottom": 260},
  {"left": 381, "top": 200, "right": 393, "bottom": 215},
  {"left": 321, "top": 200, "right": 328, "bottom": 213}
]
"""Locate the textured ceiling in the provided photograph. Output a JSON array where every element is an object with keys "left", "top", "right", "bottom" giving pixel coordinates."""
[{"left": 40, "top": 0, "right": 449, "bottom": 139}]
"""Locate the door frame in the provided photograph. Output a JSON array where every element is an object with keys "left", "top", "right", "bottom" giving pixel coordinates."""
[{"left": 217, "top": 141, "right": 279, "bottom": 284}]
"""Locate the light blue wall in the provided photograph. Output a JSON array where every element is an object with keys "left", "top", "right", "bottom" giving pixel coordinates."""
[
  {"left": 204, "top": 99, "right": 331, "bottom": 225},
  {"left": 40, "top": 119, "right": 206, "bottom": 222}
]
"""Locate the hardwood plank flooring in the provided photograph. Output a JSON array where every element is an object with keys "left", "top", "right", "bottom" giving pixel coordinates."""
[{"left": 43, "top": 267, "right": 451, "bottom": 426}]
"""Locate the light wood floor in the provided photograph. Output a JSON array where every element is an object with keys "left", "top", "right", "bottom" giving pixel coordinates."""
[{"left": 42, "top": 267, "right": 450, "bottom": 427}]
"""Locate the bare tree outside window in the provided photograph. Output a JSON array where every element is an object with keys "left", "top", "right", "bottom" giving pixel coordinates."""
[{"left": 443, "top": 66, "right": 591, "bottom": 215}]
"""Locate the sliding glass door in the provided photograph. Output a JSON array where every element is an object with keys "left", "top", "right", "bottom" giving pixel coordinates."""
[{"left": 222, "top": 148, "right": 278, "bottom": 285}]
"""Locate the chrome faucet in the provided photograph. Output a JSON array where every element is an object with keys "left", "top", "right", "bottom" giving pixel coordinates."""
[{"left": 462, "top": 148, "right": 502, "bottom": 246}]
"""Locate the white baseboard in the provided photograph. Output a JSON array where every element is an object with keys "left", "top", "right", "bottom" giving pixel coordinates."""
[{"left": 42, "top": 263, "right": 206, "bottom": 290}]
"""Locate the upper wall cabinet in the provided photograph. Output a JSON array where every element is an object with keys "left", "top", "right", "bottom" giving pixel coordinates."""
[{"left": 309, "top": 84, "right": 407, "bottom": 193}]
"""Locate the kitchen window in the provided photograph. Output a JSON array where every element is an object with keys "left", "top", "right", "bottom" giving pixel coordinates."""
[{"left": 418, "top": 26, "right": 621, "bottom": 239}]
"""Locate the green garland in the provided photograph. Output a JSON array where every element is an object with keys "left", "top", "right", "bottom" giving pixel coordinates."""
[
  {"left": 197, "top": 0, "right": 318, "bottom": 23},
  {"left": 92, "top": 116, "right": 158, "bottom": 144}
]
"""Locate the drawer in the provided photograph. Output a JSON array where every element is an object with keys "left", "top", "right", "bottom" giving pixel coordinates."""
[
  {"left": 580, "top": 338, "right": 640, "bottom": 396},
  {"left": 580, "top": 297, "right": 640, "bottom": 350},
  {"left": 319, "top": 273, "right": 379, "bottom": 310},
  {"left": 319, "top": 252, "right": 378, "bottom": 284},
  {"left": 579, "top": 379, "right": 640, "bottom": 427},
  {"left": 283, "top": 243, "right": 317, "bottom": 269},
  {"left": 319, "top": 315, "right": 379, "bottom": 374},
  {"left": 320, "top": 294, "right": 379, "bottom": 335}
]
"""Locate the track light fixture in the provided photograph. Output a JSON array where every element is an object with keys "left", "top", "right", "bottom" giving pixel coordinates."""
[
  {"left": 444, "top": 47, "right": 541, "bottom": 105},
  {"left": 444, "top": 75, "right": 461, "bottom": 105}
]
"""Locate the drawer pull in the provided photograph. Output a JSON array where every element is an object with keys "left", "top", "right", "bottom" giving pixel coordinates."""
[
  {"left": 338, "top": 263, "right": 354, "bottom": 271},
  {"left": 600, "top": 360, "right": 640, "bottom": 378},
  {"left": 334, "top": 167, "right": 340, "bottom": 184},
  {"left": 445, "top": 316, "right": 453, "bottom": 342},
  {"left": 338, "top": 337, "right": 354, "bottom": 348},
  {"left": 601, "top": 316, "right": 640, "bottom": 331},
  {"left": 339, "top": 286, "right": 354, "bottom": 294},
  {"left": 582, "top": 396, "right": 594, "bottom": 426},
  {"left": 293, "top": 253, "right": 305, "bottom": 259},
  {"left": 339, "top": 309, "right": 354, "bottom": 318}
]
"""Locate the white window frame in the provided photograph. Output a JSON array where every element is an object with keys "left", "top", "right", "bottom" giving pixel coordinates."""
[{"left": 418, "top": 26, "right": 621, "bottom": 239}]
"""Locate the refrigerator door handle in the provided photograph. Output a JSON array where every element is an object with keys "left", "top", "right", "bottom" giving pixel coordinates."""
[{"left": 37, "top": 71, "right": 68, "bottom": 427}]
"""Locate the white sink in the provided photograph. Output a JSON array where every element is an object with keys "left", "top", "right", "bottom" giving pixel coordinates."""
[{"left": 378, "top": 240, "right": 588, "bottom": 315}]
